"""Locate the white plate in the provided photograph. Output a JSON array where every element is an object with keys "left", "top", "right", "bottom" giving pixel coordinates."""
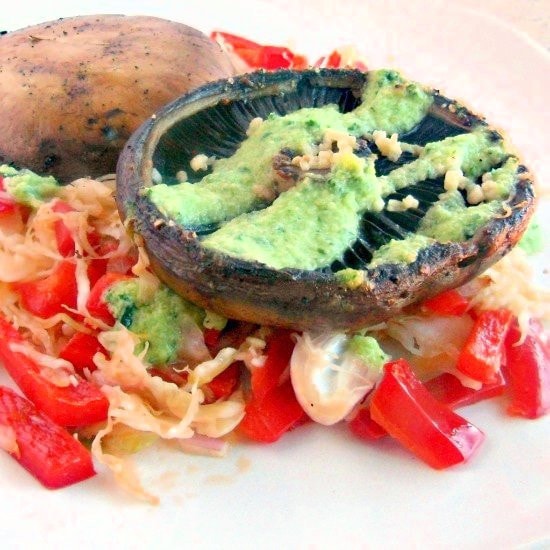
[{"left": 1, "top": 1, "right": 549, "bottom": 548}]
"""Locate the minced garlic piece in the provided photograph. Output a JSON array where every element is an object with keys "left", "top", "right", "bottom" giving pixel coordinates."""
[
  {"left": 444, "top": 169, "right": 467, "bottom": 192},
  {"left": 246, "top": 116, "right": 263, "bottom": 137},
  {"left": 480, "top": 173, "right": 500, "bottom": 201},
  {"left": 291, "top": 128, "right": 358, "bottom": 171},
  {"left": 373, "top": 130, "right": 402, "bottom": 162},
  {"left": 387, "top": 194, "right": 419, "bottom": 212},
  {"left": 320, "top": 128, "right": 357, "bottom": 154},
  {"left": 466, "top": 185, "right": 484, "bottom": 205},
  {"left": 190, "top": 154, "right": 210, "bottom": 172},
  {"left": 176, "top": 170, "right": 188, "bottom": 183}
]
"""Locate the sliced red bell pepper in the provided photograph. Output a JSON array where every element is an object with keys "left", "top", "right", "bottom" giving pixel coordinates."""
[
  {"left": 14, "top": 260, "right": 78, "bottom": 318},
  {"left": 250, "top": 328, "right": 295, "bottom": 401},
  {"left": 205, "top": 362, "right": 241, "bottom": 402},
  {"left": 504, "top": 319, "right": 550, "bottom": 419},
  {"left": 211, "top": 30, "right": 308, "bottom": 70},
  {"left": 349, "top": 370, "right": 505, "bottom": 443},
  {"left": 0, "top": 175, "right": 18, "bottom": 217},
  {"left": 239, "top": 328, "right": 305, "bottom": 442},
  {"left": 0, "top": 386, "right": 96, "bottom": 489},
  {"left": 239, "top": 379, "right": 306, "bottom": 443},
  {"left": 456, "top": 309, "right": 513, "bottom": 384},
  {"left": 203, "top": 328, "right": 221, "bottom": 352},
  {"left": 348, "top": 405, "right": 388, "bottom": 440},
  {"left": 370, "top": 359, "right": 485, "bottom": 469},
  {"left": 0, "top": 316, "right": 109, "bottom": 427},
  {"left": 86, "top": 272, "right": 133, "bottom": 324},
  {"left": 425, "top": 371, "right": 506, "bottom": 409},
  {"left": 59, "top": 331, "right": 104, "bottom": 376},
  {"left": 211, "top": 31, "right": 260, "bottom": 50},
  {"left": 421, "top": 289, "right": 470, "bottom": 316},
  {"left": 52, "top": 200, "right": 76, "bottom": 257}
]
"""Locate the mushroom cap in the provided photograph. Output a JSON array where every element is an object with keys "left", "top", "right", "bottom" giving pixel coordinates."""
[{"left": 116, "top": 69, "right": 535, "bottom": 330}]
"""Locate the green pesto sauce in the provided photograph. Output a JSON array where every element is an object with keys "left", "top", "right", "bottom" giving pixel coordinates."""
[
  {"left": 370, "top": 234, "right": 435, "bottom": 266},
  {"left": 518, "top": 216, "right": 544, "bottom": 255},
  {"left": 418, "top": 191, "right": 501, "bottom": 242},
  {"left": 346, "top": 334, "right": 389, "bottom": 373},
  {"left": 105, "top": 280, "right": 205, "bottom": 365},
  {"left": 335, "top": 268, "right": 366, "bottom": 289},
  {"left": 147, "top": 69, "right": 433, "bottom": 228},
  {"left": 147, "top": 69, "right": 517, "bottom": 271},
  {"left": 0, "top": 165, "right": 60, "bottom": 207},
  {"left": 203, "top": 153, "right": 380, "bottom": 270}
]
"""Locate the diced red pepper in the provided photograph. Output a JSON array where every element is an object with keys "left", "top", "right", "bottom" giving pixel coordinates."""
[
  {"left": 422, "top": 289, "right": 470, "bottom": 316},
  {"left": 52, "top": 200, "right": 76, "bottom": 257},
  {"left": 205, "top": 362, "right": 241, "bottom": 402},
  {"left": 211, "top": 31, "right": 260, "bottom": 50},
  {"left": 504, "top": 319, "right": 550, "bottom": 419},
  {"left": 239, "top": 379, "right": 306, "bottom": 443},
  {"left": 0, "top": 316, "right": 109, "bottom": 427},
  {"left": 0, "top": 176, "right": 17, "bottom": 217},
  {"left": 425, "top": 371, "right": 505, "bottom": 408},
  {"left": 370, "top": 359, "right": 485, "bottom": 469},
  {"left": 203, "top": 328, "right": 221, "bottom": 352},
  {"left": 211, "top": 30, "right": 308, "bottom": 70},
  {"left": 59, "top": 332, "right": 104, "bottom": 376},
  {"left": 348, "top": 405, "right": 388, "bottom": 440},
  {"left": 324, "top": 50, "right": 342, "bottom": 68},
  {"left": 86, "top": 272, "right": 133, "bottom": 324},
  {"left": 239, "top": 328, "right": 305, "bottom": 442},
  {"left": 456, "top": 309, "right": 513, "bottom": 384},
  {"left": 0, "top": 386, "right": 96, "bottom": 489},
  {"left": 14, "top": 260, "right": 77, "bottom": 319},
  {"left": 250, "top": 328, "right": 295, "bottom": 402}
]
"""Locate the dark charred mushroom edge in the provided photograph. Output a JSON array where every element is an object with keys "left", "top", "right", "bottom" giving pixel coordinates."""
[{"left": 116, "top": 69, "right": 535, "bottom": 331}]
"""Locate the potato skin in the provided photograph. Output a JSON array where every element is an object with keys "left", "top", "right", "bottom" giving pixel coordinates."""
[{"left": 0, "top": 15, "right": 235, "bottom": 181}]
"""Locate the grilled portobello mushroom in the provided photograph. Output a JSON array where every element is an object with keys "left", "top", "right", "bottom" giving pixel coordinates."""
[{"left": 116, "top": 69, "right": 535, "bottom": 330}]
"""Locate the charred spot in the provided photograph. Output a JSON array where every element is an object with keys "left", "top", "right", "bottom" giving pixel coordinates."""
[
  {"left": 101, "top": 126, "right": 119, "bottom": 141},
  {"left": 105, "top": 108, "right": 124, "bottom": 119},
  {"left": 43, "top": 155, "right": 60, "bottom": 169}
]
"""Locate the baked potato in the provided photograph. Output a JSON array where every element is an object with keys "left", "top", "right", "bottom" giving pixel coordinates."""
[{"left": 0, "top": 15, "right": 235, "bottom": 181}]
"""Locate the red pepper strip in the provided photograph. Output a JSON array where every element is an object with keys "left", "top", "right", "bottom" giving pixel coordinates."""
[
  {"left": 239, "top": 379, "right": 306, "bottom": 443},
  {"left": 14, "top": 260, "right": 78, "bottom": 319},
  {"left": 203, "top": 328, "right": 221, "bottom": 352},
  {"left": 349, "top": 371, "right": 505, "bottom": 442},
  {"left": 0, "top": 176, "right": 17, "bottom": 217},
  {"left": 348, "top": 405, "right": 388, "bottom": 440},
  {"left": 0, "top": 198, "right": 17, "bottom": 217},
  {"left": 211, "top": 31, "right": 261, "bottom": 50},
  {"left": 0, "top": 386, "right": 96, "bottom": 489},
  {"left": 324, "top": 50, "right": 342, "bottom": 68},
  {"left": 211, "top": 30, "right": 307, "bottom": 70},
  {"left": 370, "top": 359, "right": 485, "bottom": 469},
  {"left": 206, "top": 362, "right": 241, "bottom": 402},
  {"left": 52, "top": 200, "right": 76, "bottom": 257},
  {"left": 0, "top": 317, "right": 109, "bottom": 427},
  {"left": 505, "top": 319, "right": 550, "bottom": 419},
  {"left": 424, "top": 371, "right": 505, "bottom": 408},
  {"left": 456, "top": 309, "right": 513, "bottom": 384},
  {"left": 239, "top": 328, "right": 305, "bottom": 442},
  {"left": 59, "top": 332, "right": 104, "bottom": 376},
  {"left": 421, "top": 289, "right": 470, "bottom": 316},
  {"left": 86, "top": 272, "right": 133, "bottom": 324},
  {"left": 250, "top": 328, "right": 295, "bottom": 402}
]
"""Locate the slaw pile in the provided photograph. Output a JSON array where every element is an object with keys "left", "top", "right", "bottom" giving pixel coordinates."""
[{"left": 0, "top": 35, "right": 548, "bottom": 504}]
